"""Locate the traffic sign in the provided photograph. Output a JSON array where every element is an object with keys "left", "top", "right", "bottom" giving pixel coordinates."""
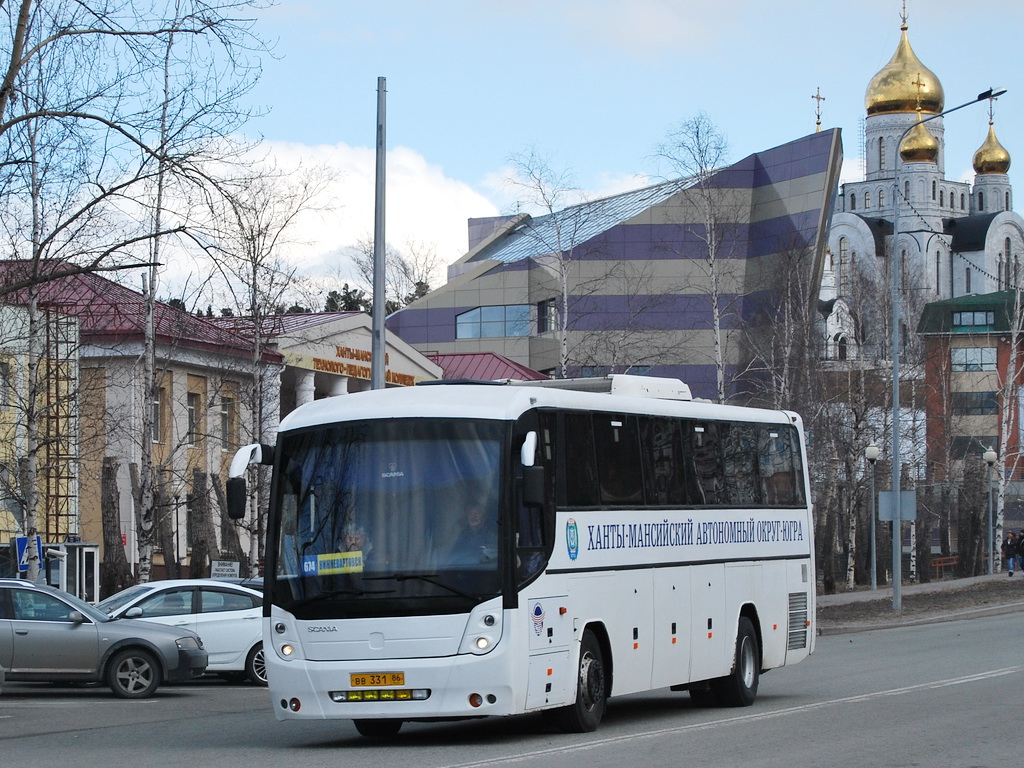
[{"left": 14, "top": 535, "right": 43, "bottom": 572}]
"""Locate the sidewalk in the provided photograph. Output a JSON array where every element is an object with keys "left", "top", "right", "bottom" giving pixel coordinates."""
[
  {"left": 816, "top": 573, "right": 1024, "bottom": 635},
  {"left": 817, "top": 572, "right": 1005, "bottom": 607}
]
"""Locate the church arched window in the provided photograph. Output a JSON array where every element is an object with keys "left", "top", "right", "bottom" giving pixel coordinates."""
[
  {"left": 837, "top": 335, "right": 848, "bottom": 361},
  {"left": 905, "top": 180, "right": 910, "bottom": 199},
  {"left": 879, "top": 137, "right": 886, "bottom": 171},
  {"left": 865, "top": 190, "right": 871, "bottom": 208},
  {"left": 879, "top": 189, "right": 885, "bottom": 207},
  {"left": 978, "top": 191, "right": 985, "bottom": 211},
  {"left": 939, "top": 189, "right": 944, "bottom": 206},
  {"left": 850, "top": 194, "right": 856, "bottom": 211},
  {"left": 839, "top": 237, "right": 849, "bottom": 295},
  {"left": 965, "top": 267, "right": 972, "bottom": 293},
  {"left": 932, "top": 180, "right": 937, "bottom": 200},
  {"left": 936, "top": 251, "right": 942, "bottom": 294}
]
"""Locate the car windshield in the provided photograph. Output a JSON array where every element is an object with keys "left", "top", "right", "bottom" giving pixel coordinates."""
[
  {"left": 271, "top": 418, "right": 504, "bottom": 617},
  {"left": 96, "top": 584, "right": 154, "bottom": 614},
  {"left": 42, "top": 586, "right": 114, "bottom": 623}
]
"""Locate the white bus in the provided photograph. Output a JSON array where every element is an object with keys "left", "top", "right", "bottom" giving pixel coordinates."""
[{"left": 228, "top": 375, "right": 815, "bottom": 738}]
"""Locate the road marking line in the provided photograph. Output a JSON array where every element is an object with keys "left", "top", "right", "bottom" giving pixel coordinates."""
[{"left": 439, "top": 666, "right": 1024, "bottom": 768}]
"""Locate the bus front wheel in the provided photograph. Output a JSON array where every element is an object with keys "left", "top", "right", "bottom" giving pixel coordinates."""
[
  {"left": 556, "top": 628, "right": 607, "bottom": 732},
  {"left": 711, "top": 616, "right": 760, "bottom": 707}
]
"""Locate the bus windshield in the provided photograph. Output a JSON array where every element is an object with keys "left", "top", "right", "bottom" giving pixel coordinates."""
[{"left": 270, "top": 418, "right": 506, "bottom": 618}]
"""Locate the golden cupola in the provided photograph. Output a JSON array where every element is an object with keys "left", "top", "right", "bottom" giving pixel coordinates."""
[
  {"left": 899, "top": 110, "right": 939, "bottom": 163},
  {"left": 973, "top": 121, "right": 1011, "bottom": 174},
  {"left": 865, "top": 22, "right": 944, "bottom": 116}
]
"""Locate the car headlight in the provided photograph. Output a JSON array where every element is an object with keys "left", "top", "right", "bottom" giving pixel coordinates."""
[{"left": 176, "top": 636, "right": 203, "bottom": 651}]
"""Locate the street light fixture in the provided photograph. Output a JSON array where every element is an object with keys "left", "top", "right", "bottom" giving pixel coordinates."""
[
  {"left": 865, "top": 443, "right": 881, "bottom": 590},
  {"left": 889, "top": 86, "right": 1007, "bottom": 611},
  {"left": 984, "top": 447, "right": 997, "bottom": 575}
]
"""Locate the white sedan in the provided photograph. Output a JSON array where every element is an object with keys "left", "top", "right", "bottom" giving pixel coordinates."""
[{"left": 97, "top": 579, "right": 265, "bottom": 685}]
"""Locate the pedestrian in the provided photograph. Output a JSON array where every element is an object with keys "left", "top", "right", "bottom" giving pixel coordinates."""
[
  {"left": 1003, "top": 531, "right": 1017, "bottom": 576},
  {"left": 1011, "top": 528, "right": 1019, "bottom": 577}
]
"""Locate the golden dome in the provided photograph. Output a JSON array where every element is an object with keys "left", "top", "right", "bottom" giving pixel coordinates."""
[
  {"left": 865, "top": 23, "right": 944, "bottom": 116},
  {"left": 899, "top": 113, "right": 939, "bottom": 163},
  {"left": 973, "top": 122, "right": 1011, "bottom": 174}
]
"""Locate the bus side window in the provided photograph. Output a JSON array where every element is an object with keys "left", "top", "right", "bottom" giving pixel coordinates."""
[
  {"left": 562, "top": 412, "right": 599, "bottom": 506},
  {"left": 758, "top": 425, "right": 806, "bottom": 506},
  {"left": 692, "top": 423, "right": 725, "bottom": 504},
  {"left": 593, "top": 414, "right": 644, "bottom": 506},
  {"left": 640, "top": 416, "right": 696, "bottom": 506}
]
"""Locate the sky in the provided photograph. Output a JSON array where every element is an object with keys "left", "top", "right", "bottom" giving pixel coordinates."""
[{"left": 230, "top": 0, "right": 1023, "bottom": 293}]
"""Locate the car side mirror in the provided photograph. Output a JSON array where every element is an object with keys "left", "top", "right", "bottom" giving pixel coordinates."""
[
  {"left": 68, "top": 610, "right": 86, "bottom": 623},
  {"left": 125, "top": 607, "right": 144, "bottom": 619}
]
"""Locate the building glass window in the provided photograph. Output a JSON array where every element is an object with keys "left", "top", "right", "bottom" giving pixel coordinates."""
[
  {"left": 186, "top": 392, "right": 201, "bottom": 445},
  {"left": 849, "top": 194, "right": 856, "bottom": 211},
  {"left": 537, "top": 299, "right": 558, "bottom": 334},
  {"left": 220, "top": 397, "right": 234, "bottom": 448},
  {"left": 0, "top": 360, "right": 9, "bottom": 408},
  {"left": 952, "top": 392, "right": 998, "bottom": 416},
  {"left": 865, "top": 190, "right": 871, "bottom": 208},
  {"left": 456, "top": 304, "right": 532, "bottom": 339},
  {"left": 978, "top": 192, "right": 984, "bottom": 211},
  {"left": 879, "top": 189, "right": 885, "bottom": 207},
  {"left": 151, "top": 389, "right": 163, "bottom": 444},
  {"left": 952, "top": 311, "right": 995, "bottom": 329},
  {"left": 950, "top": 347, "right": 997, "bottom": 372}
]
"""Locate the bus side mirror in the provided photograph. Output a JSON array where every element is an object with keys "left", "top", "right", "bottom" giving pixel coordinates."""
[
  {"left": 227, "top": 477, "right": 247, "bottom": 520},
  {"left": 522, "top": 466, "right": 545, "bottom": 508}
]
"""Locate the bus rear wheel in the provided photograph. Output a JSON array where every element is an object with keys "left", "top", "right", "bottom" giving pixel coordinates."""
[
  {"left": 711, "top": 616, "right": 759, "bottom": 707},
  {"left": 353, "top": 719, "right": 403, "bottom": 739},
  {"left": 555, "top": 628, "right": 607, "bottom": 732}
]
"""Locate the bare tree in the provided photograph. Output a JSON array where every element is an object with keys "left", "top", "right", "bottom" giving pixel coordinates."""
[
  {"left": 351, "top": 237, "right": 444, "bottom": 314},
  {"left": 655, "top": 113, "right": 736, "bottom": 402},
  {"left": 202, "top": 163, "right": 333, "bottom": 571},
  {"left": 0, "top": 0, "right": 267, "bottom": 582}
]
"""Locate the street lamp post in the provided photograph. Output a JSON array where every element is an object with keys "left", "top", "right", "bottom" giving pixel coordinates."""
[
  {"left": 889, "top": 86, "right": 1007, "bottom": 611},
  {"left": 985, "top": 447, "right": 997, "bottom": 575},
  {"left": 865, "top": 443, "right": 881, "bottom": 590}
]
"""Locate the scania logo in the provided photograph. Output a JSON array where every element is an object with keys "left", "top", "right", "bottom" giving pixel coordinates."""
[{"left": 307, "top": 626, "right": 338, "bottom": 633}]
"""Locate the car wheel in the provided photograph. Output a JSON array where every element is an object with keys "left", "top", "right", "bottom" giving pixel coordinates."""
[
  {"left": 107, "top": 648, "right": 160, "bottom": 699},
  {"left": 246, "top": 642, "right": 268, "bottom": 686}
]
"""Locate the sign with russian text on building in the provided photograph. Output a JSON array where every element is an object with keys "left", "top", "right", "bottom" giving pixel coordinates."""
[{"left": 210, "top": 560, "right": 240, "bottom": 579}]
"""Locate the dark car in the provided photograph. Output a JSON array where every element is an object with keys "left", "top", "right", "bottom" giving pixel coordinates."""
[{"left": 0, "top": 579, "right": 207, "bottom": 698}]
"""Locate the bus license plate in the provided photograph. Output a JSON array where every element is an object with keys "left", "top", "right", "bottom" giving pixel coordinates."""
[{"left": 350, "top": 672, "right": 405, "bottom": 687}]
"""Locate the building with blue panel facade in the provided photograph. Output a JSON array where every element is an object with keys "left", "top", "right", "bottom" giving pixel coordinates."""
[{"left": 387, "top": 129, "right": 843, "bottom": 402}]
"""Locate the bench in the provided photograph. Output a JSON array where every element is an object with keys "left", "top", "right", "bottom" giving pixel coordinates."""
[{"left": 931, "top": 555, "right": 958, "bottom": 580}]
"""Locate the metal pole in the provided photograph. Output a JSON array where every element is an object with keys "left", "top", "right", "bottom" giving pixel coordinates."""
[
  {"left": 988, "top": 464, "right": 994, "bottom": 575},
  {"left": 371, "top": 76, "right": 387, "bottom": 390},
  {"left": 887, "top": 87, "right": 1006, "bottom": 610},
  {"left": 870, "top": 461, "right": 877, "bottom": 590},
  {"left": 891, "top": 158, "right": 903, "bottom": 612}
]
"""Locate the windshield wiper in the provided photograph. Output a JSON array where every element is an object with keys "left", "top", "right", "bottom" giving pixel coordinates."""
[
  {"left": 362, "top": 572, "right": 476, "bottom": 599},
  {"left": 290, "top": 587, "right": 394, "bottom": 608}
]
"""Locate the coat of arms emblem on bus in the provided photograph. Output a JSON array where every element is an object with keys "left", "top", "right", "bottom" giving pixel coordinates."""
[
  {"left": 531, "top": 602, "right": 546, "bottom": 636},
  {"left": 566, "top": 518, "right": 579, "bottom": 560}
]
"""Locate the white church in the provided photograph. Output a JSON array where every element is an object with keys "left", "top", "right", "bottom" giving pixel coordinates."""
[{"left": 820, "top": 11, "right": 1021, "bottom": 363}]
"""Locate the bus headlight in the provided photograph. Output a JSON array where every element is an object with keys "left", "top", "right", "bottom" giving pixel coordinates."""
[{"left": 460, "top": 600, "right": 503, "bottom": 655}]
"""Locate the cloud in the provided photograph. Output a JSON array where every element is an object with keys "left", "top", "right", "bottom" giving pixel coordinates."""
[{"left": 257, "top": 139, "right": 501, "bottom": 279}]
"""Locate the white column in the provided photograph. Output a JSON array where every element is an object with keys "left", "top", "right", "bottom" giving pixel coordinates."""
[
  {"left": 295, "top": 369, "right": 315, "bottom": 407},
  {"left": 328, "top": 376, "right": 349, "bottom": 397}
]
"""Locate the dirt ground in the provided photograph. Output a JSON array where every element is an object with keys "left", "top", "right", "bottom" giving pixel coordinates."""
[{"left": 817, "top": 576, "right": 1024, "bottom": 626}]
